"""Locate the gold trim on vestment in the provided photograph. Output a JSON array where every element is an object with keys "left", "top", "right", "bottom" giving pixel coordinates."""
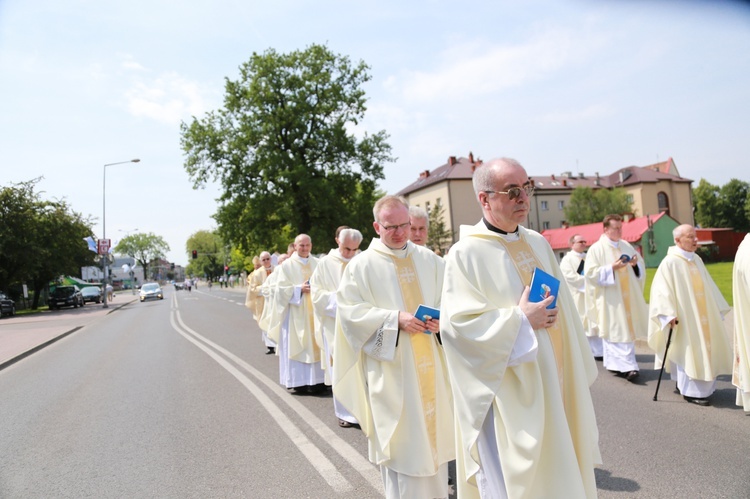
[
  {"left": 389, "top": 254, "right": 438, "bottom": 466},
  {"left": 495, "top": 235, "right": 566, "bottom": 397}
]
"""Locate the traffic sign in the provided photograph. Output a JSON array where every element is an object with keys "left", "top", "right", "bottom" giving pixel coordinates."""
[{"left": 97, "top": 239, "right": 111, "bottom": 255}]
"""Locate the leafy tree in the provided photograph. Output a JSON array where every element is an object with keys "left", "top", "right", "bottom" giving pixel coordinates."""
[
  {"left": 0, "top": 178, "right": 95, "bottom": 308},
  {"left": 114, "top": 232, "right": 170, "bottom": 283},
  {"left": 185, "top": 230, "right": 225, "bottom": 279},
  {"left": 564, "top": 187, "right": 633, "bottom": 226},
  {"left": 180, "top": 44, "right": 392, "bottom": 256},
  {"left": 718, "top": 179, "right": 750, "bottom": 231},
  {"left": 694, "top": 178, "right": 750, "bottom": 230},
  {"left": 427, "top": 199, "right": 453, "bottom": 255},
  {"left": 693, "top": 179, "right": 722, "bottom": 228}
]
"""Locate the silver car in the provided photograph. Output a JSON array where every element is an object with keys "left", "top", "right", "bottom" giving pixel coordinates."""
[{"left": 139, "top": 283, "right": 164, "bottom": 302}]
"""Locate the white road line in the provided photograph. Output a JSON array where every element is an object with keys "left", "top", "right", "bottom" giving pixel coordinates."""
[
  {"left": 169, "top": 308, "right": 353, "bottom": 494},
  {"left": 171, "top": 293, "right": 382, "bottom": 493}
]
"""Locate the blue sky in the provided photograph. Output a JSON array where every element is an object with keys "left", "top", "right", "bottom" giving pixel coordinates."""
[{"left": 1, "top": 0, "right": 749, "bottom": 265}]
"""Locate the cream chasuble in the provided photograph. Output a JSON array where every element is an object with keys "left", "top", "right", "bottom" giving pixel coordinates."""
[
  {"left": 248, "top": 266, "right": 271, "bottom": 324},
  {"left": 259, "top": 268, "right": 281, "bottom": 336},
  {"left": 648, "top": 246, "right": 732, "bottom": 380},
  {"left": 560, "top": 250, "right": 595, "bottom": 337},
  {"left": 333, "top": 239, "right": 454, "bottom": 477},
  {"left": 275, "top": 253, "right": 320, "bottom": 363},
  {"left": 442, "top": 223, "right": 600, "bottom": 499},
  {"left": 733, "top": 234, "right": 750, "bottom": 410},
  {"left": 584, "top": 235, "right": 648, "bottom": 344}
]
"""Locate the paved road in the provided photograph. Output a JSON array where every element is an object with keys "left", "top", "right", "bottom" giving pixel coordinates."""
[{"left": 1, "top": 285, "right": 748, "bottom": 497}]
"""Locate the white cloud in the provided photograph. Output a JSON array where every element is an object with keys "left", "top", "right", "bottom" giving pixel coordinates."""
[{"left": 125, "top": 71, "right": 210, "bottom": 125}]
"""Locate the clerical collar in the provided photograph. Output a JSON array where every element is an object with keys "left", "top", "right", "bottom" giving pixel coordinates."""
[
  {"left": 297, "top": 256, "right": 309, "bottom": 263},
  {"left": 336, "top": 248, "right": 353, "bottom": 262},
  {"left": 606, "top": 237, "right": 620, "bottom": 249},
  {"left": 674, "top": 246, "right": 695, "bottom": 261},
  {"left": 483, "top": 217, "right": 519, "bottom": 236},
  {"left": 571, "top": 250, "right": 586, "bottom": 258}
]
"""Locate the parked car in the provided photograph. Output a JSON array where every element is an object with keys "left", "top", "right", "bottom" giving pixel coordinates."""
[
  {"left": 80, "top": 286, "right": 102, "bottom": 304},
  {"left": 0, "top": 292, "right": 15, "bottom": 317},
  {"left": 139, "top": 283, "right": 164, "bottom": 302},
  {"left": 49, "top": 285, "right": 85, "bottom": 309}
]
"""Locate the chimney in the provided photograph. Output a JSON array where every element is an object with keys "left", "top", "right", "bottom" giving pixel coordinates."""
[
  {"left": 468, "top": 151, "right": 474, "bottom": 163},
  {"left": 419, "top": 169, "right": 430, "bottom": 179},
  {"left": 551, "top": 174, "right": 555, "bottom": 180},
  {"left": 562, "top": 179, "right": 567, "bottom": 187},
  {"left": 619, "top": 172, "right": 624, "bottom": 184},
  {"left": 595, "top": 172, "right": 600, "bottom": 186},
  {"left": 448, "top": 156, "right": 457, "bottom": 166}
]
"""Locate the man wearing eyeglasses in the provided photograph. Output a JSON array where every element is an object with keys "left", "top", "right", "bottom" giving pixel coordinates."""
[
  {"left": 560, "top": 235, "right": 603, "bottom": 360},
  {"left": 584, "top": 214, "right": 648, "bottom": 383},
  {"left": 247, "top": 251, "right": 276, "bottom": 354},
  {"left": 441, "top": 158, "right": 600, "bottom": 499},
  {"left": 272, "top": 234, "right": 325, "bottom": 393},
  {"left": 310, "top": 227, "right": 364, "bottom": 427},
  {"left": 334, "top": 195, "right": 454, "bottom": 498}
]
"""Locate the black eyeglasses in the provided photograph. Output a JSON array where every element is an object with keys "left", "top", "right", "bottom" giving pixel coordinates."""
[
  {"left": 378, "top": 221, "right": 411, "bottom": 233},
  {"left": 483, "top": 185, "right": 535, "bottom": 200}
]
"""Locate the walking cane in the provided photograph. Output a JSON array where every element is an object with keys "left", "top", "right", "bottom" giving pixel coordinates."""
[{"left": 653, "top": 320, "right": 677, "bottom": 401}]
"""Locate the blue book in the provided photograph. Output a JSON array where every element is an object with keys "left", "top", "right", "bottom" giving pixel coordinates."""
[
  {"left": 529, "top": 267, "right": 560, "bottom": 309},
  {"left": 414, "top": 304, "right": 440, "bottom": 334}
]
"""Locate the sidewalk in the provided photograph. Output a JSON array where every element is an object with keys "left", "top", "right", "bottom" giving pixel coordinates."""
[{"left": 0, "top": 293, "right": 140, "bottom": 371}]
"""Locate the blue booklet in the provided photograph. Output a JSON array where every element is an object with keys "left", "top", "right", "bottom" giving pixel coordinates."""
[
  {"left": 414, "top": 304, "right": 440, "bottom": 334},
  {"left": 529, "top": 267, "right": 560, "bottom": 309}
]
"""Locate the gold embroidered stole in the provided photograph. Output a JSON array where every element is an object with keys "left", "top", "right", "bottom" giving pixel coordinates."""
[
  {"left": 610, "top": 244, "right": 636, "bottom": 341},
  {"left": 496, "top": 235, "right": 566, "bottom": 394},
  {"left": 687, "top": 259, "right": 711, "bottom": 357},
  {"left": 296, "top": 259, "right": 319, "bottom": 361},
  {"left": 389, "top": 253, "right": 438, "bottom": 465}
]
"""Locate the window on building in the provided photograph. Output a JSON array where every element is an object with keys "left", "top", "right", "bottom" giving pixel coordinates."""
[
  {"left": 657, "top": 192, "right": 670, "bottom": 215},
  {"left": 627, "top": 194, "right": 634, "bottom": 204},
  {"left": 425, "top": 201, "right": 431, "bottom": 213},
  {"left": 558, "top": 200, "right": 564, "bottom": 210},
  {"left": 541, "top": 201, "right": 549, "bottom": 211},
  {"left": 543, "top": 221, "right": 550, "bottom": 230}
]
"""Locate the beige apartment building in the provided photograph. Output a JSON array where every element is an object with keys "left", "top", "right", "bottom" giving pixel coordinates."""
[{"left": 397, "top": 155, "right": 694, "bottom": 246}]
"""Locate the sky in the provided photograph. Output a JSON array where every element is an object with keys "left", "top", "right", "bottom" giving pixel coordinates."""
[{"left": 1, "top": 0, "right": 749, "bottom": 265}]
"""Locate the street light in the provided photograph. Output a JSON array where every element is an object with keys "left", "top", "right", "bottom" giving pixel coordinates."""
[{"left": 102, "top": 159, "right": 140, "bottom": 308}]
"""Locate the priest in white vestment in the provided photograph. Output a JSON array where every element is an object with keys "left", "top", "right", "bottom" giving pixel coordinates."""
[
  {"left": 584, "top": 214, "right": 648, "bottom": 381},
  {"left": 441, "top": 158, "right": 600, "bottom": 499},
  {"left": 733, "top": 234, "right": 750, "bottom": 411},
  {"left": 409, "top": 205, "right": 429, "bottom": 246},
  {"left": 310, "top": 228, "right": 363, "bottom": 427},
  {"left": 273, "top": 234, "right": 325, "bottom": 391},
  {"left": 248, "top": 251, "right": 276, "bottom": 354},
  {"left": 648, "top": 224, "right": 732, "bottom": 406},
  {"left": 560, "top": 234, "right": 603, "bottom": 359},
  {"left": 334, "top": 195, "right": 455, "bottom": 499},
  {"left": 259, "top": 254, "right": 287, "bottom": 344}
]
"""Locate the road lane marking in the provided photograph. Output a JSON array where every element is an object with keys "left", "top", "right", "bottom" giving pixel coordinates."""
[
  {"left": 171, "top": 293, "right": 382, "bottom": 493},
  {"left": 169, "top": 309, "right": 353, "bottom": 495}
]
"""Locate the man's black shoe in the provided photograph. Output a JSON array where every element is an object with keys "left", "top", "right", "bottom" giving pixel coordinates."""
[
  {"left": 266, "top": 347, "right": 275, "bottom": 355},
  {"left": 625, "top": 370, "right": 639, "bottom": 382},
  {"left": 684, "top": 395, "right": 710, "bottom": 406},
  {"left": 593, "top": 356, "right": 603, "bottom": 361}
]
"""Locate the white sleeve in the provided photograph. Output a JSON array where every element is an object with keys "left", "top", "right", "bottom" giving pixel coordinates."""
[
  {"left": 507, "top": 314, "right": 539, "bottom": 366},
  {"left": 362, "top": 312, "right": 399, "bottom": 361}
]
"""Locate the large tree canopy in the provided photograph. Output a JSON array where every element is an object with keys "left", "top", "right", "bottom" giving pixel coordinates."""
[
  {"left": 114, "top": 232, "right": 170, "bottom": 283},
  {"left": 180, "top": 44, "right": 393, "bottom": 255},
  {"left": 0, "top": 178, "right": 95, "bottom": 308},
  {"left": 694, "top": 178, "right": 750, "bottom": 231},
  {"left": 563, "top": 186, "right": 633, "bottom": 226}
]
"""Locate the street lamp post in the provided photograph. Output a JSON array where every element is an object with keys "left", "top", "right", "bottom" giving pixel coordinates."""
[{"left": 102, "top": 159, "right": 140, "bottom": 308}]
